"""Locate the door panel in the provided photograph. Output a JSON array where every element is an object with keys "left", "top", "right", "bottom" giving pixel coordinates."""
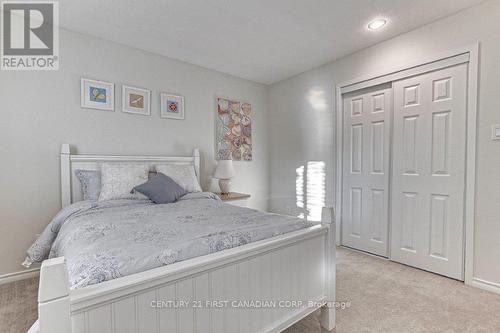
[
  {"left": 390, "top": 63, "right": 467, "bottom": 280},
  {"left": 342, "top": 86, "right": 391, "bottom": 257}
]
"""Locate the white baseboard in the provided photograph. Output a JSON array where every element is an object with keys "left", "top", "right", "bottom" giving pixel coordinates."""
[
  {"left": 0, "top": 268, "right": 40, "bottom": 285},
  {"left": 470, "top": 277, "right": 500, "bottom": 295}
]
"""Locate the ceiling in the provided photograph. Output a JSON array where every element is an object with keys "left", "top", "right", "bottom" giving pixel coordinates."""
[{"left": 59, "top": 0, "right": 484, "bottom": 84}]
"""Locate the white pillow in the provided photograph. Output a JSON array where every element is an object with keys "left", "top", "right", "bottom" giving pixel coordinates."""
[
  {"left": 98, "top": 163, "right": 149, "bottom": 201},
  {"left": 155, "top": 164, "right": 202, "bottom": 192}
]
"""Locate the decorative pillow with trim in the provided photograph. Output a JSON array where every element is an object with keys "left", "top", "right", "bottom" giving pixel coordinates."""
[
  {"left": 155, "top": 164, "right": 202, "bottom": 193},
  {"left": 75, "top": 169, "right": 101, "bottom": 201},
  {"left": 133, "top": 173, "right": 187, "bottom": 204},
  {"left": 98, "top": 163, "right": 149, "bottom": 201}
]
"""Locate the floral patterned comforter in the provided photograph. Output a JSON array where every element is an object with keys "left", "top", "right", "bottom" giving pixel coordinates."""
[{"left": 24, "top": 192, "right": 312, "bottom": 289}]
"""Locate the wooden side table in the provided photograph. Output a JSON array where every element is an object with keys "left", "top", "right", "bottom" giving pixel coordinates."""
[{"left": 217, "top": 192, "right": 251, "bottom": 207}]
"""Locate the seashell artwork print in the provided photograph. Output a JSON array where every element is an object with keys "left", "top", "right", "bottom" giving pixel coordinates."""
[{"left": 216, "top": 97, "right": 252, "bottom": 161}]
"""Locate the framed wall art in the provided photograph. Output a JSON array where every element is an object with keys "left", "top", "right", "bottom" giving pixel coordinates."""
[
  {"left": 215, "top": 97, "right": 252, "bottom": 161},
  {"left": 122, "top": 85, "right": 151, "bottom": 116},
  {"left": 81, "top": 78, "right": 114, "bottom": 111},
  {"left": 160, "top": 93, "right": 184, "bottom": 120}
]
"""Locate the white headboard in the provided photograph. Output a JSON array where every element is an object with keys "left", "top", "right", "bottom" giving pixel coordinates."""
[{"left": 60, "top": 144, "right": 201, "bottom": 207}]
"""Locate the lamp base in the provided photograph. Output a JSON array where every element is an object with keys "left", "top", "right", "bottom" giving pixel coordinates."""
[{"left": 219, "top": 179, "right": 232, "bottom": 194}]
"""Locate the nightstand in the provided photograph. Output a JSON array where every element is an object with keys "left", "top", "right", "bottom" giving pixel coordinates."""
[{"left": 218, "top": 192, "right": 251, "bottom": 207}]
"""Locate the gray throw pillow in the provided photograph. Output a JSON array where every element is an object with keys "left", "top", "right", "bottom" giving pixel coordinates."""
[
  {"left": 75, "top": 169, "right": 101, "bottom": 201},
  {"left": 132, "top": 172, "right": 187, "bottom": 204}
]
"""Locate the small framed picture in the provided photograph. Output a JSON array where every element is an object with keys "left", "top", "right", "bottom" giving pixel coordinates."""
[
  {"left": 160, "top": 93, "right": 185, "bottom": 120},
  {"left": 81, "top": 78, "right": 115, "bottom": 111},
  {"left": 122, "top": 85, "right": 151, "bottom": 116}
]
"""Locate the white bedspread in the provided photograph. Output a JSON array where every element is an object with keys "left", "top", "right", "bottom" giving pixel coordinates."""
[{"left": 25, "top": 193, "right": 312, "bottom": 289}]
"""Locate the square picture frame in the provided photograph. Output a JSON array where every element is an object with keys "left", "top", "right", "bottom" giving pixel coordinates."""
[
  {"left": 160, "top": 93, "right": 185, "bottom": 120},
  {"left": 122, "top": 85, "right": 151, "bottom": 116},
  {"left": 81, "top": 78, "right": 115, "bottom": 111}
]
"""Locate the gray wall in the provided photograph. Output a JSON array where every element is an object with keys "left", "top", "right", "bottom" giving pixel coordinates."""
[
  {"left": 268, "top": 1, "right": 500, "bottom": 288},
  {"left": 0, "top": 29, "right": 269, "bottom": 277}
]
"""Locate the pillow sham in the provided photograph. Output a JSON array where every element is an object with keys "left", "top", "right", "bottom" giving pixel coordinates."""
[
  {"left": 132, "top": 173, "right": 187, "bottom": 204},
  {"left": 75, "top": 169, "right": 101, "bottom": 201},
  {"left": 98, "top": 163, "right": 149, "bottom": 201},
  {"left": 155, "top": 164, "right": 202, "bottom": 192}
]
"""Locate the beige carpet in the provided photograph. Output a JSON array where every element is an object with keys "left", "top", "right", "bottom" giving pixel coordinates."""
[
  {"left": 2, "top": 248, "right": 500, "bottom": 333},
  {"left": 286, "top": 248, "right": 500, "bottom": 332},
  {"left": 0, "top": 276, "right": 38, "bottom": 333}
]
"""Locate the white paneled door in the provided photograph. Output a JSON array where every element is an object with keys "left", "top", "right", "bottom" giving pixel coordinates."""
[
  {"left": 391, "top": 63, "right": 467, "bottom": 280},
  {"left": 342, "top": 85, "right": 391, "bottom": 257}
]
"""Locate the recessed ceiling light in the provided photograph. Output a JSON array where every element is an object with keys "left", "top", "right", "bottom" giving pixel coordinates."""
[{"left": 368, "top": 18, "right": 387, "bottom": 31}]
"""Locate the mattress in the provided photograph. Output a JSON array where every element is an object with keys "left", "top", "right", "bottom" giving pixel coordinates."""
[{"left": 25, "top": 192, "right": 312, "bottom": 289}]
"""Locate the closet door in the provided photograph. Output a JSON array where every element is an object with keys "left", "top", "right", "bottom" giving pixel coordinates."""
[
  {"left": 342, "top": 86, "right": 391, "bottom": 257},
  {"left": 391, "top": 63, "right": 467, "bottom": 280}
]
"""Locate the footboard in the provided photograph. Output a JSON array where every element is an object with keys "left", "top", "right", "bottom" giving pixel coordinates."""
[{"left": 38, "top": 208, "right": 335, "bottom": 333}]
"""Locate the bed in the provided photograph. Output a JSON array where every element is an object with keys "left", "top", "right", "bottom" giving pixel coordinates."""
[{"left": 33, "top": 144, "right": 336, "bottom": 333}]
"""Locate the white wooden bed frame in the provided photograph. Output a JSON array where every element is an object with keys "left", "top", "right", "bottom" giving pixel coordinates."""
[{"left": 37, "top": 144, "right": 336, "bottom": 333}]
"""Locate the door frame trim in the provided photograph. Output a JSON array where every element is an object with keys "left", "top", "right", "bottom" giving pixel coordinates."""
[{"left": 334, "top": 43, "right": 479, "bottom": 286}]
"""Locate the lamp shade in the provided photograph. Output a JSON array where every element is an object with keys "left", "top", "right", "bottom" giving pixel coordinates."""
[{"left": 214, "top": 160, "right": 236, "bottom": 179}]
